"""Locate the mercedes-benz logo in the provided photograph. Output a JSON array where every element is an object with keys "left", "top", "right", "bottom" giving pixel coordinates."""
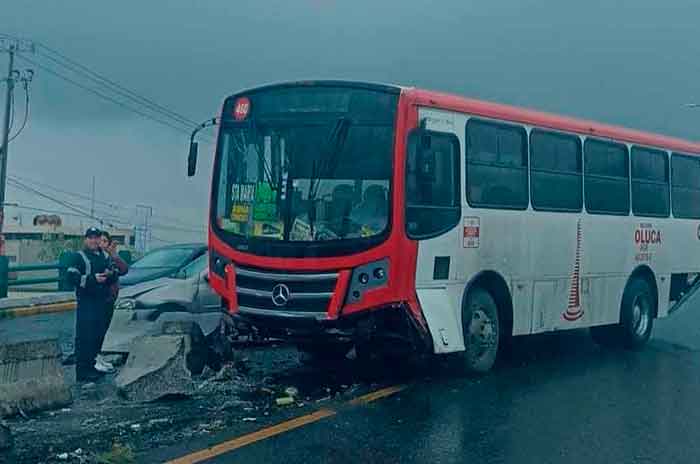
[{"left": 271, "top": 283, "right": 291, "bottom": 307}]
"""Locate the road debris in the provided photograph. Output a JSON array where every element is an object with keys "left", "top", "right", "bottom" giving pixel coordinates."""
[
  {"left": 276, "top": 397, "right": 294, "bottom": 406},
  {"left": 147, "top": 418, "right": 171, "bottom": 427},
  {"left": 214, "top": 363, "right": 237, "bottom": 382}
]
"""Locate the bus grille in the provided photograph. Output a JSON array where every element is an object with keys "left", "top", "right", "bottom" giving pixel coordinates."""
[{"left": 234, "top": 265, "right": 338, "bottom": 313}]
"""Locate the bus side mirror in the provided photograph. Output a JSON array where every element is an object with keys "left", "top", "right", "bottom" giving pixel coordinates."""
[{"left": 187, "top": 141, "right": 198, "bottom": 177}]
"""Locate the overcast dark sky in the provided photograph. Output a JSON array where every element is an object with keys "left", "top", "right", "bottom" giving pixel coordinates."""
[{"left": 2, "top": 0, "right": 699, "bottom": 244}]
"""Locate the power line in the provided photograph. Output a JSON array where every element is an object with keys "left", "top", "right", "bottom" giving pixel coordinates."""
[
  {"left": 7, "top": 177, "right": 109, "bottom": 225},
  {"left": 2, "top": 202, "right": 116, "bottom": 222},
  {"left": 9, "top": 176, "right": 205, "bottom": 236},
  {"left": 8, "top": 83, "right": 29, "bottom": 142},
  {"left": 2, "top": 33, "right": 209, "bottom": 136},
  {"left": 10, "top": 173, "right": 129, "bottom": 210},
  {"left": 10, "top": 173, "right": 206, "bottom": 231},
  {"left": 36, "top": 43, "right": 200, "bottom": 128},
  {"left": 16, "top": 54, "right": 199, "bottom": 137}
]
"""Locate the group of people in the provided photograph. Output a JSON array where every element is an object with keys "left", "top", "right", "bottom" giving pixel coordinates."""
[{"left": 66, "top": 227, "right": 129, "bottom": 382}]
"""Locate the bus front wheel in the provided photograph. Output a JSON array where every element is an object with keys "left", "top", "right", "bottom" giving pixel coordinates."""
[{"left": 459, "top": 287, "right": 500, "bottom": 374}]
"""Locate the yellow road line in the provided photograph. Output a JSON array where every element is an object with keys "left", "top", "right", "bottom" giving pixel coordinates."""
[
  {"left": 165, "top": 384, "right": 407, "bottom": 464},
  {"left": 165, "top": 409, "right": 337, "bottom": 464},
  {"left": 348, "top": 384, "right": 407, "bottom": 405},
  {"left": 0, "top": 301, "right": 76, "bottom": 319}
]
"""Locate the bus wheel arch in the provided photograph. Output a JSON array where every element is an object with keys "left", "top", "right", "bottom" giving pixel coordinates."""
[
  {"left": 463, "top": 271, "right": 514, "bottom": 350},
  {"left": 455, "top": 271, "right": 513, "bottom": 373},
  {"left": 591, "top": 268, "right": 657, "bottom": 349},
  {"left": 628, "top": 265, "right": 659, "bottom": 319}
]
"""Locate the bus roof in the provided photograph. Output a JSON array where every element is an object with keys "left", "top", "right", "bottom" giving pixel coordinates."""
[{"left": 404, "top": 87, "right": 700, "bottom": 155}]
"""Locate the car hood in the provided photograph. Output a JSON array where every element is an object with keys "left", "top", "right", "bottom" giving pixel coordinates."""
[
  {"left": 120, "top": 267, "right": 179, "bottom": 286},
  {"left": 121, "top": 275, "right": 198, "bottom": 309},
  {"left": 118, "top": 277, "right": 175, "bottom": 299}
]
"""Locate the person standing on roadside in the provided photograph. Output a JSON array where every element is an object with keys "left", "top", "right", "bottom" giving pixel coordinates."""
[
  {"left": 94, "top": 231, "right": 129, "bottom": 373},
  {"left": 66, "top": 227, "right": 117, "bottom": 382}
]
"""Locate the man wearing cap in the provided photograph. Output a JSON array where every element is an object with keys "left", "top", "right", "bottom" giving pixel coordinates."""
[{"left": 66, "top": 227, "right": 118, "bottom": 382}]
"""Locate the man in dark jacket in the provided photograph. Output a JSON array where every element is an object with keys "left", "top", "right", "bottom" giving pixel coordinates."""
[{"left": 66, "top": 227, "right": 118, "bottom": 382}]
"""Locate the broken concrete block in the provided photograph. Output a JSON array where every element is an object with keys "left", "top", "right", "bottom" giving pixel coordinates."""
[
  {"left": 115, "top": 335, "right": 195, "bottom": 402},
  {"left": 0, "top": 421, "right": 12, "bottom": 450},
  {"left": 0, "top": 339, "right": 72, "bottom": 418},
  {"left": 162, "top": 320, "right": 210, "bottom": 375}
]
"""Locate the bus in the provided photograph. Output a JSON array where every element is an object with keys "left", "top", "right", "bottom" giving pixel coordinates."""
[{"left": 187, "top": 80, "right": 700, "bottom": 372}]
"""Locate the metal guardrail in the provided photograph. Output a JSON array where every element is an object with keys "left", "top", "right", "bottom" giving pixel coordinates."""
[
  {"left": 0, "top": 250, "right": 133, "bottom": 298},
  {"left": 0, "top": 254, "right": 70, "bottom": 298}
]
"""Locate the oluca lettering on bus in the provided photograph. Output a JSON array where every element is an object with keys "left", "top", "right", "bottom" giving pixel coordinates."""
[
  {"left": 634, "top": 228, "right": 662, "bottom": 245},
  {"left": 634, "top": 223, "right": 662, "bottom": 262}
]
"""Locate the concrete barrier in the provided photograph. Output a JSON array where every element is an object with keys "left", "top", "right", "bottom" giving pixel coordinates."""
[
  {"left": 0, "top": 339, "right": 72, "bottom": 417},
  {"left": 115, "top": 335, "right": 196, "bottom": 402}
]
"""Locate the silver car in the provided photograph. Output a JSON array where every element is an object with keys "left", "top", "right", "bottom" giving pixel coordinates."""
[
  {"left": 114, "top": 253, "right": 220, "bottom": 313},
  {"left": 103, "top": 253, "right": 222, "bottom": 353}
]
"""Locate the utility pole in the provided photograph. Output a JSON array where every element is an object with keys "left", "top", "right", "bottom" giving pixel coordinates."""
[
  {"left": 0, "top": 38, "right": 34, "bottom": 255},
  {"left": 136, "top": 204, "right": 153, "bottom": 253},
  {"left": 90, "top": 176, "right": 95, "bottom": 219}
]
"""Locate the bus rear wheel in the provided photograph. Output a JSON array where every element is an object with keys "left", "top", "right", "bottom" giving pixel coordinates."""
[
  {"left": 590, "top": 277, "right": 655, "bottom": 350},
  {"left": 619, "top": 278, "right": 655, "bottom": 349},
  {"left": 459, "top": 287, "right": 500, "bottom": 374}
]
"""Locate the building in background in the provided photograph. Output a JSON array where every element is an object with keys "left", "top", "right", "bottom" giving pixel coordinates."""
[{"left": 3, "top": 215, "right": 135, "bottom": 265}]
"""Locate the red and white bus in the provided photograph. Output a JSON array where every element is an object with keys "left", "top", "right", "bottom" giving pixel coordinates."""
[{"left": 188, "top": 81, "right": 700, "bottom": 372}]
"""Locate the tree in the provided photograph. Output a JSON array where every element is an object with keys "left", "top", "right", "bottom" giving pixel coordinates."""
[{"left": 37, "top": 236, "right": 83, "bottom": 263}]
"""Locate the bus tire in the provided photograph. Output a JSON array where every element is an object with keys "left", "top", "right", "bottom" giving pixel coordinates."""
[
  {"left": 619, "top": 277, "right": 655, "bottom": 349},
  {"left": 459, "top": 287, "right": 500, "bottom": 374},
  {"left": 590, "top": 277, "right": 655, "bottom": 350}
]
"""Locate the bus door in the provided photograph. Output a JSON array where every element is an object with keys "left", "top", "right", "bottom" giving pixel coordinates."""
[{"left": 407, "top": 108, "right": 466, "bottom": 354}]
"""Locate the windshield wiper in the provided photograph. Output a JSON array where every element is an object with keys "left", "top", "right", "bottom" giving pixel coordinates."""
[
  {"left": 307, "top": 117, "right": 352, "bottom": 235},
  {"left": 238, "top": 118, "right": 277, "bottom": 192}
]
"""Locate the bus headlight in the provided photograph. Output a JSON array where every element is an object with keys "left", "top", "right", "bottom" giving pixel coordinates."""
[
  {"left": 346, "top": 258, "right": 389, "bottom": 305},
  {"left": 115, "top": 299, "right": 136, "bottom": 310}
]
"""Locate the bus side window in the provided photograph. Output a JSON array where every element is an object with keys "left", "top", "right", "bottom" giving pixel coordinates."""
[
  {"left": 466, "top": 119, "right": 528, "bottom": 210},
  {"left": 584, "top": 139, "right": 630, "bottom": 215},
  {"left": 631, "top": 146, "right": 669, "bottom": 218},
  {"left": 671, "top": 153, "right": 700, "bottom": 219},
  {"left": 530, "top": 130, "right": 583, "bottom": 212},
  {"left": 405, "top": 129, "right": 461, "bottom": 240}
]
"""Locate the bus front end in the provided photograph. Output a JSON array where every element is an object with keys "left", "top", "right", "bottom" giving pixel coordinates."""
[{"left": 207, "top": 81, "right": 428, "bottom": 355}]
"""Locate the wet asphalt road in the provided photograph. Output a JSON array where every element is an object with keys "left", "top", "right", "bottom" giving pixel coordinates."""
[{"left": 148, "top": 302, "right": 700, "bottom": 464}]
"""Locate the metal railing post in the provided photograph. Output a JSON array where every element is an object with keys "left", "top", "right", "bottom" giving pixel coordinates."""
[{"left": 0, "top": 255, "right": 7, "bottom": 298}]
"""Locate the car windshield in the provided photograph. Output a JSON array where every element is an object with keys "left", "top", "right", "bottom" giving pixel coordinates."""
[
  {"left": 176, "top": 253, "right": 208, "bottom": 279},
  {"left": 131, "top": 248, "right": 194, "bottom": 269}
]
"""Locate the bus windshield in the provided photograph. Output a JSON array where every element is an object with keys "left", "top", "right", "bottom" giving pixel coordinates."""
[{"left": 212, "top": 86, "right": 397, "bottom": 256}]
